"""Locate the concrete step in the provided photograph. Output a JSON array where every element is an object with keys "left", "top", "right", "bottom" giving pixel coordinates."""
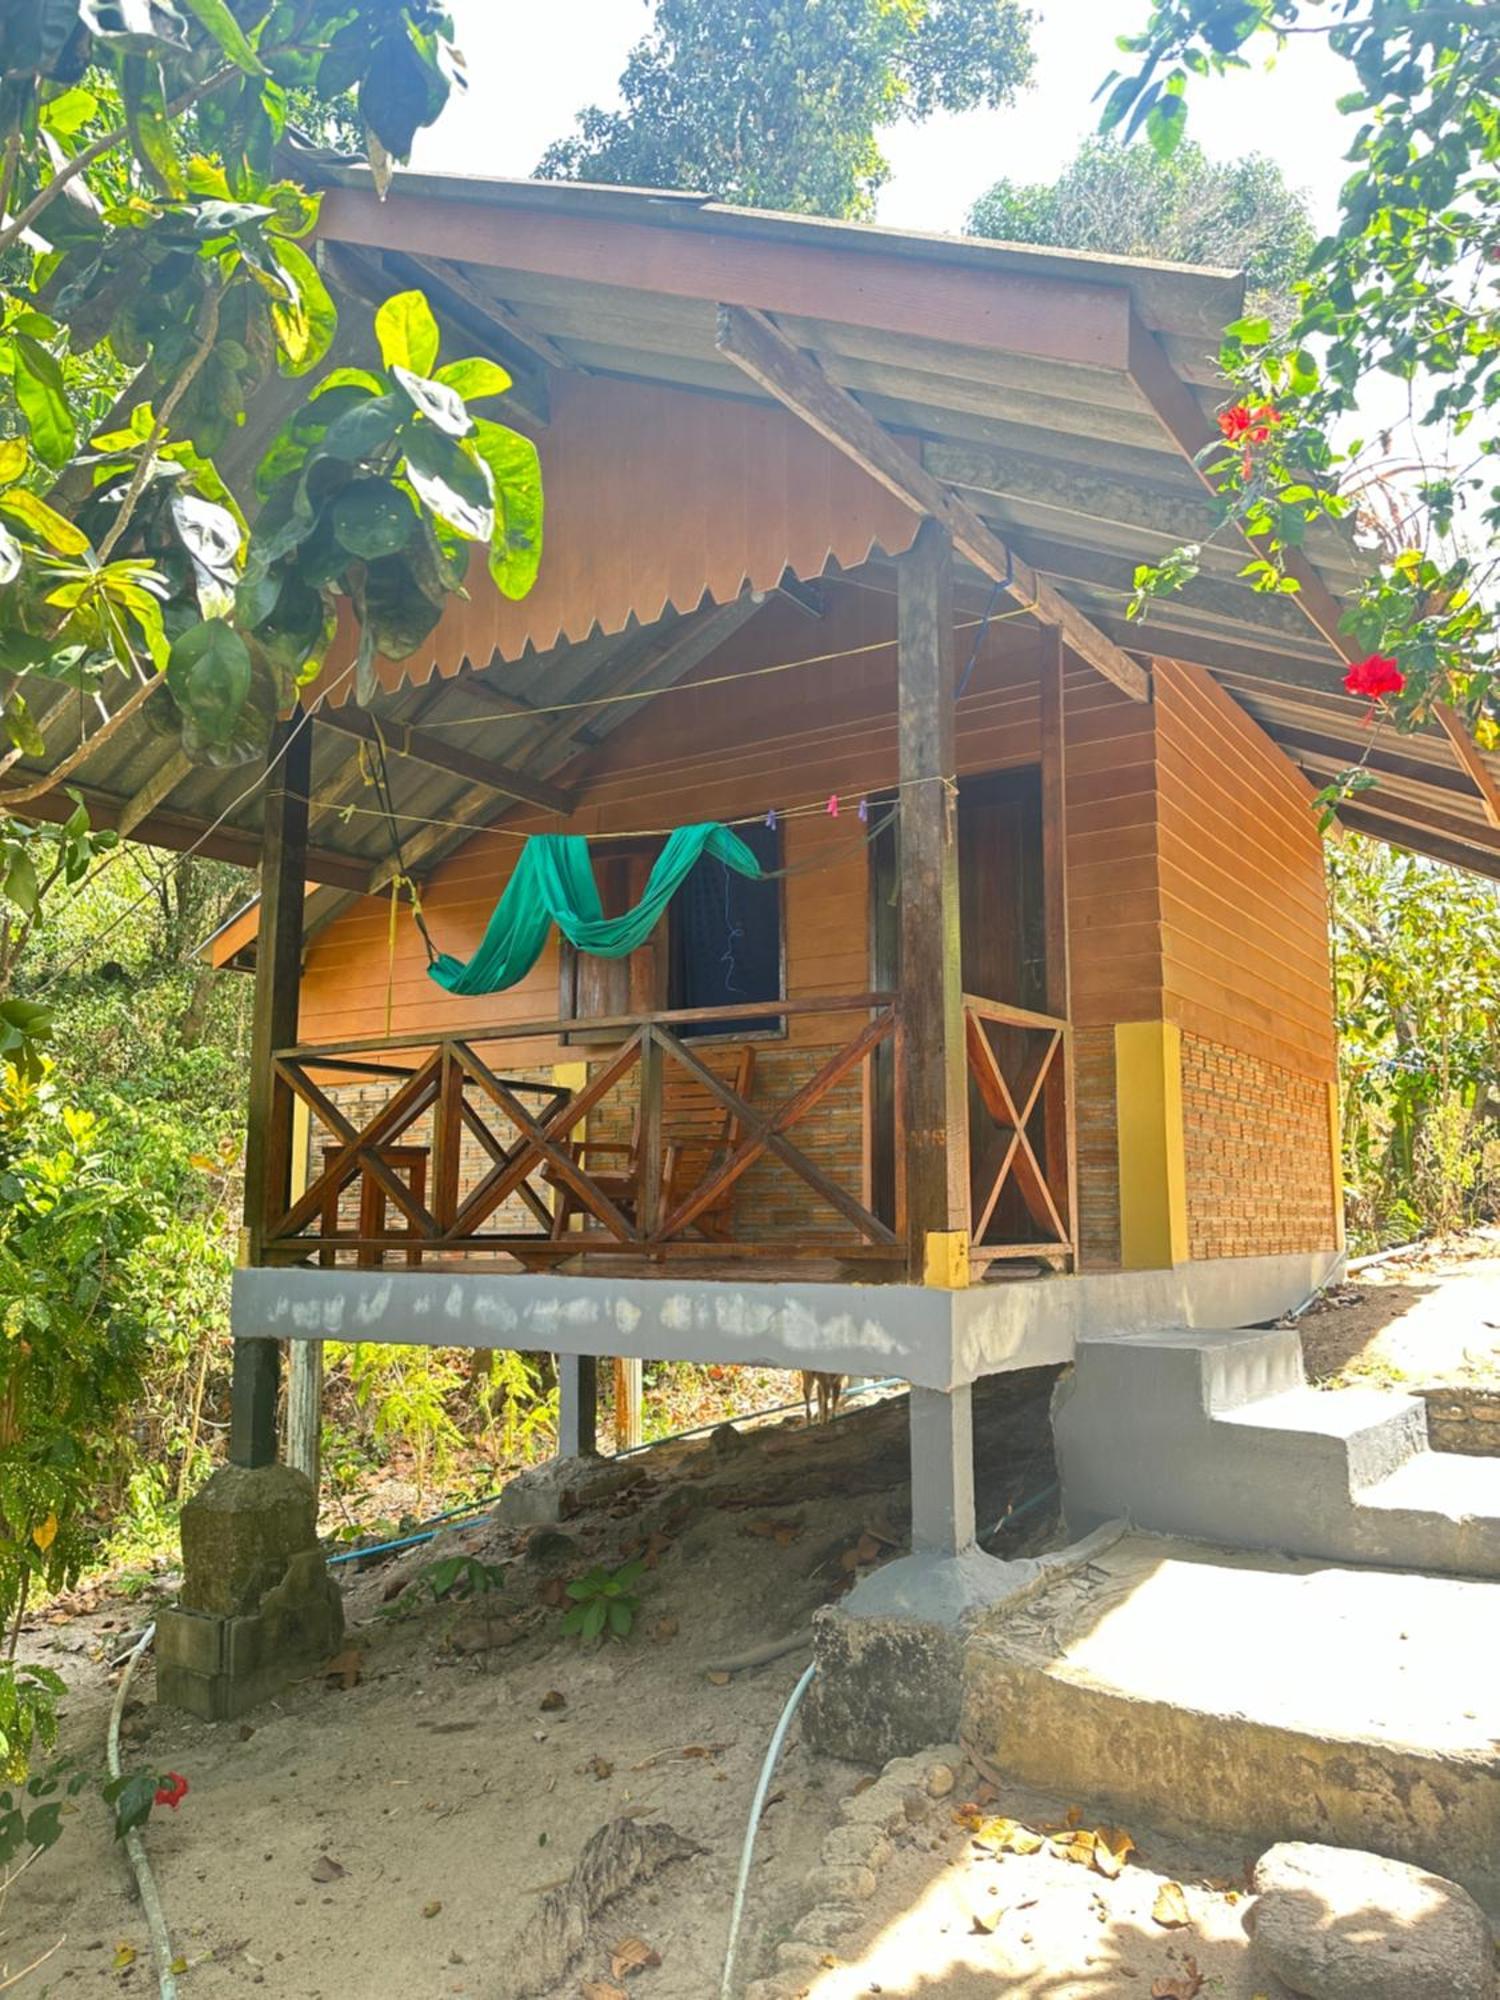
[
  {"left": 961, "top": 1530, "right": 1500, "bottom": 1898},
  {"left": 1055, "top": 1325, "right": 1500, "bottom": 1577}
]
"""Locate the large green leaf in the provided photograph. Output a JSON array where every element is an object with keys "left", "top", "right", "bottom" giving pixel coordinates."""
[
  {"left": 331, "top": 479, "right": 416, "bottom": 560},
  {"left": 120, "top": 54, "right": 184, "bottom": 197},
  {"left": 362, "top": 554, "right": 444, "bottom": 660},
  {"left": 374, "top": 290, "right": 440, "bottom": 376},
  {"left": 0, "top": 489, "right": 89, "bottom": 555},
  {"left": 268, "top": 237, "right": 336, "bottom": 377},
  {"left": 178, "top": 0, "right": 264, "bottom": 73},
  {"left": 434, "top": 357, "right": 513, "bottom": 404},
  {"left": 392, "top": 365, "right": 472, "bottom": 438},
  {"left": 471, "top": 418, "right": 543, "bottom": 600},
  {"left": 320, "top": 392, "right": 406, "bottom": 464},
  {"left": 166, "top": 618, "right": 253, "bottom": 748},
  {"left": 402, "top": 426, "right": 493, "bottom": 543},
  {"left": 13, "top": 334, "right": 75, "bottom": 467},
  {"left": 0, "top": 440, "right": 25, "bottom": 488}
]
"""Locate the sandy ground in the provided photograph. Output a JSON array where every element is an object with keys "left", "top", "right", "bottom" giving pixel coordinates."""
[
  {"left": 800, "top": 1778, "right": 1289, "bottom": 2000},
  {"left": 7, "top": 1377, "right": 1060, "bottom": 2000},
  {"left": 1296, "top": 1229, "right": 1500, "bottom": 1387},
  {"left": 13, "top": 1244, "right": 1500, "bottom": 2000}
]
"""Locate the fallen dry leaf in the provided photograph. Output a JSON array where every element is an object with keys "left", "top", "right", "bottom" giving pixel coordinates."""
[
  {"left": 581, "top": 1983, "right": 628, "bottom": 2000},
  {"left": 609, "top": 1935, "right": 661, "bottom": 1980},
  {"left": 323, "top": 1647, "right": 362, "bottom": 1691},
  {"left": 706, "top": 1669, "right": 730, "bottom": 1686},
  {"left": 1092, "top": 1826, "right": 1136, "bottom": 1880},
  {"left": 968, "top": 1905, "right": 1001, "bottom": 1935},
  {"left": 653, "top": 1615, "right": 679, "bottom": 1641},
  {"left": 747, "top": 1517, "right": 803, "bottom": 1546},
  {"left": 540, "top": 1689, "right": 567, "bottom": 1712},
  {"left": 1152, "top": 1955, "right": 1205, "bottom": 1998},
  {"left": 838, "top": 1531, "right": 884, "bottom": 1572},
  {"left": 585, "top": 1755, "right": 614, "bottom": 1781},
  {"left": 973, "top": 1816, "right": 1044, "bottom": 1857},
  {"left": 310, "top": 1855, "right": 346, "bottom": 1884},
  {"left": 422, "top": 1900, "right": 442, "bottom": 1919},
  {"left": 112, "top": 1943, "right": 136, "bottom": 1971},
  {"left": 1152, "top": 1881, "right": 1192, "bottom": 1929}
]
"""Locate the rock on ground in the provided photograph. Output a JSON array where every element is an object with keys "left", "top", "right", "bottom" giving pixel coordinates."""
[{"left": 1250, "top": 1841, "right": 1496, "bottom": 2000}]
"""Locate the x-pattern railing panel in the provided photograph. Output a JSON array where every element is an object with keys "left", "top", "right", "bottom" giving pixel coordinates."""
[
  {"left": 963, "top": 996, "right": 1074, "bottom": 1260},
  {"left": 263, "top": 994, "right": 903, "bottom": 1267}
]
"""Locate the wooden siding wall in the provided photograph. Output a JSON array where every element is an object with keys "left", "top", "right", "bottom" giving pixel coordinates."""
[
  {"left": 294, "top": 603, "right": 1340, "bottom": 1267},
  {"left": 1153, "top": 658, "right": 1340, "bottom": 1257}
]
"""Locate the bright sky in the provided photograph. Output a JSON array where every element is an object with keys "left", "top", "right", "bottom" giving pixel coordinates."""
[{"left": 411, "top": 0, "right": 1360, "bottom": 238}]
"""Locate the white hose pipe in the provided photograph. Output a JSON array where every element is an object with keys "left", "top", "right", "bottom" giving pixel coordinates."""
[
  {"left": 106, "top": 1624, "right": 179, "bottom": 2000},
  {"left": 719, "top": 1660, "right": 817, "bottom": 2000}
]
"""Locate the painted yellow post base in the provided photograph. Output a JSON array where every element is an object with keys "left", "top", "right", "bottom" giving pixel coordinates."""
[
  {"left": 923, "top": 1228, "right": 971, "bottom": 1290},
  {"left": 1114, "top": 1021, "right": 1189, "bottom": 1271}
]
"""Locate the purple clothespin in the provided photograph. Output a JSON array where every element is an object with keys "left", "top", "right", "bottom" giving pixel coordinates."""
[
  {"left": 857, "top": 796, "right": 869, "bottom": 824},
  {"left": 764, "top": 806, "right": 779, "bottom": 830}
]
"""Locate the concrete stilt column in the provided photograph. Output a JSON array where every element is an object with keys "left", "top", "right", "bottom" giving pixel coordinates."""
[
  {"left": 909, "top": 1383, "right": 976, "bottom": 1556},
  {"left": 557, "top": 1354, "right": 599, "bottom": 1459}
]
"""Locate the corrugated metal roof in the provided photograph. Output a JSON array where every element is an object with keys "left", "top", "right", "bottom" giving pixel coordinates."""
[{"left": 15, "top": 167, "right": 1500, "bottom": 886}]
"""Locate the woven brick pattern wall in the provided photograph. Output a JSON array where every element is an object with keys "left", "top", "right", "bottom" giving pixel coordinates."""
[
  {"left": 1181, "top": 1033, "right": 1336, "bottom": 1260},
  {"left": 309, "top": 1068, "right": 560, "bottom": 1238},
  {"left": 1073, "top": 1026, "right": 1121, "bottom": 1271},
  {"left": 588, "top": 1043, "right": 866, "bottom": 1244}
]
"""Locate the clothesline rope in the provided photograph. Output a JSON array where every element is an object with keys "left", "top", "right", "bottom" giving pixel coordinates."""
[
  {"left": 408, "top": 601, "right": 1042, "bottom": 734},
  {"left": 305, "top": 775, "right": 953, "bottom": 847}
]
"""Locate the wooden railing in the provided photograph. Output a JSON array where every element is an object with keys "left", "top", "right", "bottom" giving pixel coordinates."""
[
  {"left": 264, "top": 995, "right": 903, "bottom": 1272},
  {"left": 964, "top": 995, "right": 1076, "bottom": 1268}
]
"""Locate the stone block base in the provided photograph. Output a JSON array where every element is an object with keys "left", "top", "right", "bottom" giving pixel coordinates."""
[
  {"left": 159, "top": 1461, "right": 343, "bottom": 1721},
  {"left": 158, "top": 1548, "right": 343, "bottom": 1720}
]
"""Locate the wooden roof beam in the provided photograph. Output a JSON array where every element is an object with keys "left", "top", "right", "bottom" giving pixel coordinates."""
[
  {"left": 1336, "top": 799, "right": 1500, "bottom": 880},
  {"left": 20, "top": 780, "right": 375, "bottom": 891},
  {"left": 318, "top": 186, "right": 1137, "bottom": 374},
  {"left": 315, "top": 704, "right": 577, "bottom": 816},
  {"left": 714, "top": 304, "right": 1149, "bottom": 705},
  {"left": 1433, "top": 702, "right": 1500, "bottom": 829}
]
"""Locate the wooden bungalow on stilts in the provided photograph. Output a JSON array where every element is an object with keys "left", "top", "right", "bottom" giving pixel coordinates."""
[{"left": 25, "top": 171, "right": 1500, "bottom": 1715}]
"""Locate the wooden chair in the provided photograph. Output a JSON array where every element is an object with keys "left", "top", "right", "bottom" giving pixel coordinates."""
[
  {"left": 546, "top": 1044, "right": 757, "bottom": 1242},
  {"left": 320, "top": 1143, "right": 430, "bottom": 1268}
]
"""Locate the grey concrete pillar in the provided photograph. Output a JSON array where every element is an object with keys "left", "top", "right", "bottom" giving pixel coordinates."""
[
  {"left": 557, "top": 1353, "right": 598, "bottom": 1458},
  {"left": 909, "top": 1383, "right": 976, "bottom": 1556}
]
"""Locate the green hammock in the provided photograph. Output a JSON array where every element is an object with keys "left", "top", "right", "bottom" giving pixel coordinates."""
[{"left": 426, "top": 822, "right": 765, "bottom": 997}]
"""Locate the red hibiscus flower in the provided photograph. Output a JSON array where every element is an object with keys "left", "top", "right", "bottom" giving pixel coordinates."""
[
  {"left": 1217, "top": 401, "right": 1280, "bottom": 445},
  {"left": 154, "top": 1773, "right": 189, "bottom": 1809},
  {"left": 1343, "top": 654, "right": 1405, "bottom": 701}
]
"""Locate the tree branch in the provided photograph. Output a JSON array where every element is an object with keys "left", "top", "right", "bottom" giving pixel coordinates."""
[{"left": 0, "top": 67, "right": 236, "bottom": 256}]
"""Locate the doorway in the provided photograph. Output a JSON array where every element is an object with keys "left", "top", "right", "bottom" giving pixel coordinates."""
[{"left": 869, "top": 768, "right": 1046, "bottom": 1232}]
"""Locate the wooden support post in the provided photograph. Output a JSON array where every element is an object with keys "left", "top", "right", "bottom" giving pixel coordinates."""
[
  {"left": 284, "top": 1093, "right": 323, "bottom": 1486},
  {"left": 613, "top": 1359, "right": 644, "bottom": 1453},
  {"left": 231, "top": 716, "right": 311, "bottom": 1470},
  {"left": 557, "top": 1354, "right": 598, "bottom": 1458},
  {"left": 897, "top": 520, "right": 971, "bottom": 1278},
  {"left": 1038, "top": 628, "right": 1077, "bottom": 1257}
]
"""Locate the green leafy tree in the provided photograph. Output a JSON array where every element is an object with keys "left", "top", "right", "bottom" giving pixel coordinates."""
[
  {"left": 0, "top": 0, "right": 545, "bottom": 1071},
  {"left": 538, "top": 0, "right": 1035, "bottom": 219},
  {"left": 969, "top": 136, "right": 1315, "bottom": 324},
  {"left": 1102, "top": 2, "right": 1500, "bottom": 756},
  {"left": 1331, "top": 833, "right": 1500, "bottom": 1244}
]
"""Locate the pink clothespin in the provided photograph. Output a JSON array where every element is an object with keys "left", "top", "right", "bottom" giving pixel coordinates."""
[{"left": 826, "top": 793, "right": 840, "bottom": 817}]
